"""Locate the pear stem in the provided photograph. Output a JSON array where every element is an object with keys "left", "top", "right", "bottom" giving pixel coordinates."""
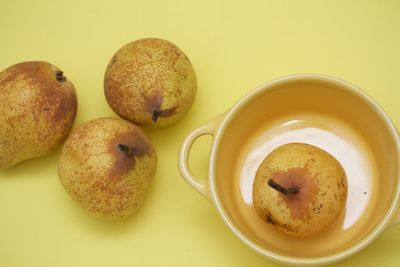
[
  {"left": 55, "top": 71, "right": 66, "bottom": 82},
  {"left": 152, "top": 109, "right": 161, "bottom": 123},
  {"left": 268, "top": 179, "right": 299, "bottom": 196},
  {"left": 117, "top": 144, "right": 134, "bottom": 157}
]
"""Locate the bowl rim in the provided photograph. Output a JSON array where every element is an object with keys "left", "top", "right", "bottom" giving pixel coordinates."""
[{"left": 208, "top": 73, "right": 400, "bottom": 265}]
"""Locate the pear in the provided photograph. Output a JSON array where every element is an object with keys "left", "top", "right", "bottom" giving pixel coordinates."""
[
  {"left": 0, "top": 61, "right": 77, "bottom": 169},
  {"left": 104, "top": 38, "right": 197, "bottom": 127},
  {"left": 252, "top": 143, "right": 347, "bottom": 238},
  {"left": 58, "top": 117, "right": 157, "bottom": 220}
]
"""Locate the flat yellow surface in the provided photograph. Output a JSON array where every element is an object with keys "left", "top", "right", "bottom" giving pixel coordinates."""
[{"left": 1, "top": 1, "right": 400, "bottom": 266}]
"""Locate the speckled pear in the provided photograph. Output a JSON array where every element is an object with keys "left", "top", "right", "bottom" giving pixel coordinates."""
[
  {"left": 0, "top": 61, "right": 77, "bottom": 169},
  {"left": 252, "top": 143, "right": 347, "bottom": 238},
  {"left": 58, "top": 117, "right": 157, "bottom": 220},
  {"left": 104, "top": 38, "right": 197, "bottom": 127}
]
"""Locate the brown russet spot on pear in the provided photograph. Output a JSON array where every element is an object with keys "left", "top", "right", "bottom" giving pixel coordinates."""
[
  {"left": 143, "top": 90, "right": 177, "bottom": 123},
  {"left": 0, "top": 61, "right": 77, "bottom": 169},
  {"left": 268, "top": 167, "right": 319, "bottom": 219},
  {"left": 58, "top": 117, "right": 157, "bottom": 220},
  {"left": 104, "top": 38, "right": 197, "bottom": 127},
  {"left": 107, "top": 130, "right": 152, "bottom": 179},
  {"left": 253, "top": 143, "right": 347, "bottom": 238}
]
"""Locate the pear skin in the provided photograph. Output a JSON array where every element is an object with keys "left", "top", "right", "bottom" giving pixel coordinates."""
[
  {"left": 0, "top": 61, "right": 77, "bottom": 169},
  {"left": 58, "top": 117, "right": 157, "bottom": 220},
  {"left": 104, "top": 38, "right": 197, "bottom": 127},
  {"left": 253, "top": 143, "right": 347, "bottom": 238}
]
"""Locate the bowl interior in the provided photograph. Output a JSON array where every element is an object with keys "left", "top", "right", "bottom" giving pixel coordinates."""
[{"left": 213, "top": 76, "right": 399, "bottom": 258}]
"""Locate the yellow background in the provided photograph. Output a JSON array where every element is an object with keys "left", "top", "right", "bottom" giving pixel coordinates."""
[{"left": 1, "top": 0, "right": 400, "bottom": 266}]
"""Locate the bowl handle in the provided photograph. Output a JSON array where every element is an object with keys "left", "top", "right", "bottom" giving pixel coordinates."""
[{"left": 178, "top": 118, "right": 219, "bottom": 201}]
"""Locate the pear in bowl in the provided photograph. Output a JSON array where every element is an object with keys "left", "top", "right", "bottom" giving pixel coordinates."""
[{"left": 253, "top": 143, "right": 347, "bottom": 238}]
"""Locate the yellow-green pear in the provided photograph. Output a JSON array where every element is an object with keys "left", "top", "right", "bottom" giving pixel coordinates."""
[
  {"left": 0, "top": 61, "right": 77, "bottom": 169},
  {"left": 58, "top": 117, "right": 157, "bottom": 220},
  {"left": 104, "top": 38, "right": 197, "bottom": 127},
  {"left": 253, "top": 143, "right": 347, "bottom": 238}
]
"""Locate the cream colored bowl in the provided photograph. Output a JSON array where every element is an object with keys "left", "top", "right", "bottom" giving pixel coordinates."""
[{"left": 178, "top": 74, "right": 400, "bottom": 266}]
